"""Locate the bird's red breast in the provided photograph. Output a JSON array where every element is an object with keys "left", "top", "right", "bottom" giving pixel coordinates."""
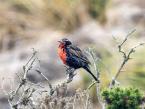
[{"left": 58, "top": 44, "right": 67, "bottom": 64}]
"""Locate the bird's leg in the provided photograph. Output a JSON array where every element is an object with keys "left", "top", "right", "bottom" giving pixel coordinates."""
[
  {"left": 64, "top": 66, "right": 73, "bottom": 74},
  {"left": 64, "top": 66, "right": 76, "bottom": 83},
  {"left": 64, "top": 66, "right": 70, "bottom": 74}
]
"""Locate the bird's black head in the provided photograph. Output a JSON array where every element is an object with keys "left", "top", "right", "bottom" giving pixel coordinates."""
[{"left": 58, "top": 38, "right": 72, "bottom": 46}]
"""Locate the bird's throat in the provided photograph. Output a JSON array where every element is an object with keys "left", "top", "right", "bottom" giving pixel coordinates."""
[{"left": 58, "top": 46, "right": 67, "bottom": 64}]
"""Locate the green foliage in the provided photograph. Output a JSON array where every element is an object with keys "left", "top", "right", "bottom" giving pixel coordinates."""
[{"left": 101, "top": 87, "right": 143, "bottom": 109}]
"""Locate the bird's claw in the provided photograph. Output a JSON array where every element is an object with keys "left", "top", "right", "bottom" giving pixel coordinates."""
[{"left": 66, "top": 72, "right": 76, "bottom": 83}]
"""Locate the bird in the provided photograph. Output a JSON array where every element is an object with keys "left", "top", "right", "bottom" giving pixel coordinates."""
[{"left": 57, "top": 38, "right": 99, "bottom": 82}]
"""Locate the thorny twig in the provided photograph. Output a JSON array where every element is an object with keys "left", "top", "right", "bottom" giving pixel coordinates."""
[
  {"left": 35, "top": 69, "right": 54, "bottom": 95},
  {"left": 12, "top": 50, "right": 36, "bottom": 97},
  {"left": 85, "top": 48, "right": 105, "bottom": 108},
  {"left": 86, "top": 48, "right": 100, "bottom": 82},
  {"left": 7, "top": 48, "right": 78, "bottom": 108},
  {"left": 33, "top": 51, "right": 53, "bottom": 92},
  {"left": 23, "top": 48, "right": 37, "bottom": 79},
  {"left": 33, "top": 53, "right": 55, "bottom": 95},
  {"left": 7, "top": 49, "right": 39, "bottom": 108},
  {"left": 109, "top": 29, "right": 145, "bottom": 88},
  {"left": 12, "top": 88, "right": 35, "bottom": 108}
]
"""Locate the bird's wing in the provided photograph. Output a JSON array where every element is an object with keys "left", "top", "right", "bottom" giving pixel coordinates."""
[{"left": 67, "top": 45, "right": 90, "bottom": 64}]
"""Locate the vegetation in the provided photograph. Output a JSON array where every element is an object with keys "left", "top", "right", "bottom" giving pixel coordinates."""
[
  {"left": 0, "top": 1, "right": 145, "bottom": 109},
  {"left": 2, "top": 30, "right": 143, "bottom": 109},
  {"left": 102, "top": 87, "right": 143, "bottom": 109}
]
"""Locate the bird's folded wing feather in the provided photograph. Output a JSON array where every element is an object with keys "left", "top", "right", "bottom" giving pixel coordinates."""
[{"left": 68, "top": 45, "right": 90, "bottom": 64}]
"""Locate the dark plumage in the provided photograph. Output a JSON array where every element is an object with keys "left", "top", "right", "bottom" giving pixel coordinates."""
[{"left": 58, "top": 38, "right": 99, "bottom": 82}]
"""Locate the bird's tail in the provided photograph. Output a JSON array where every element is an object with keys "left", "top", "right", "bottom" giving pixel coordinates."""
[{"left": 84, "top": 66, "right": 99, "bottom": 83}]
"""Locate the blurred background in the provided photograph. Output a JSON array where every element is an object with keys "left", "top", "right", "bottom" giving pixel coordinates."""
[{"left": 0, "top": 0, "right": 145, "bottom": 108}]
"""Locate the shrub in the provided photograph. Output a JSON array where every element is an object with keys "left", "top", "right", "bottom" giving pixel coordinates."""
[{"left": 102, "top": 87, "right": 143, "bottom": 109}]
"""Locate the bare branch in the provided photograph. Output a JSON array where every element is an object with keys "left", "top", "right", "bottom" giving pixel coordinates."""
[
  {"left": 119, "top": 29, "right": 136, "bottom": 47},
  {"left": 109, "top": 30, "right": 144, "bottom": 88},
  {"left": 35, "top": 70, "right": 53, "bottom": 90},
  {"left": 85, "top": 48, "right": 100, "bottom": 81},
  {"left": 87, "top": 81, "right": 97, "bottom": 90},
  {"left": 85, "top": 48, "right": 105, "bottom": 108},
  {"left": 7, "top": 49, "right": 38, "bottom": 108}
]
